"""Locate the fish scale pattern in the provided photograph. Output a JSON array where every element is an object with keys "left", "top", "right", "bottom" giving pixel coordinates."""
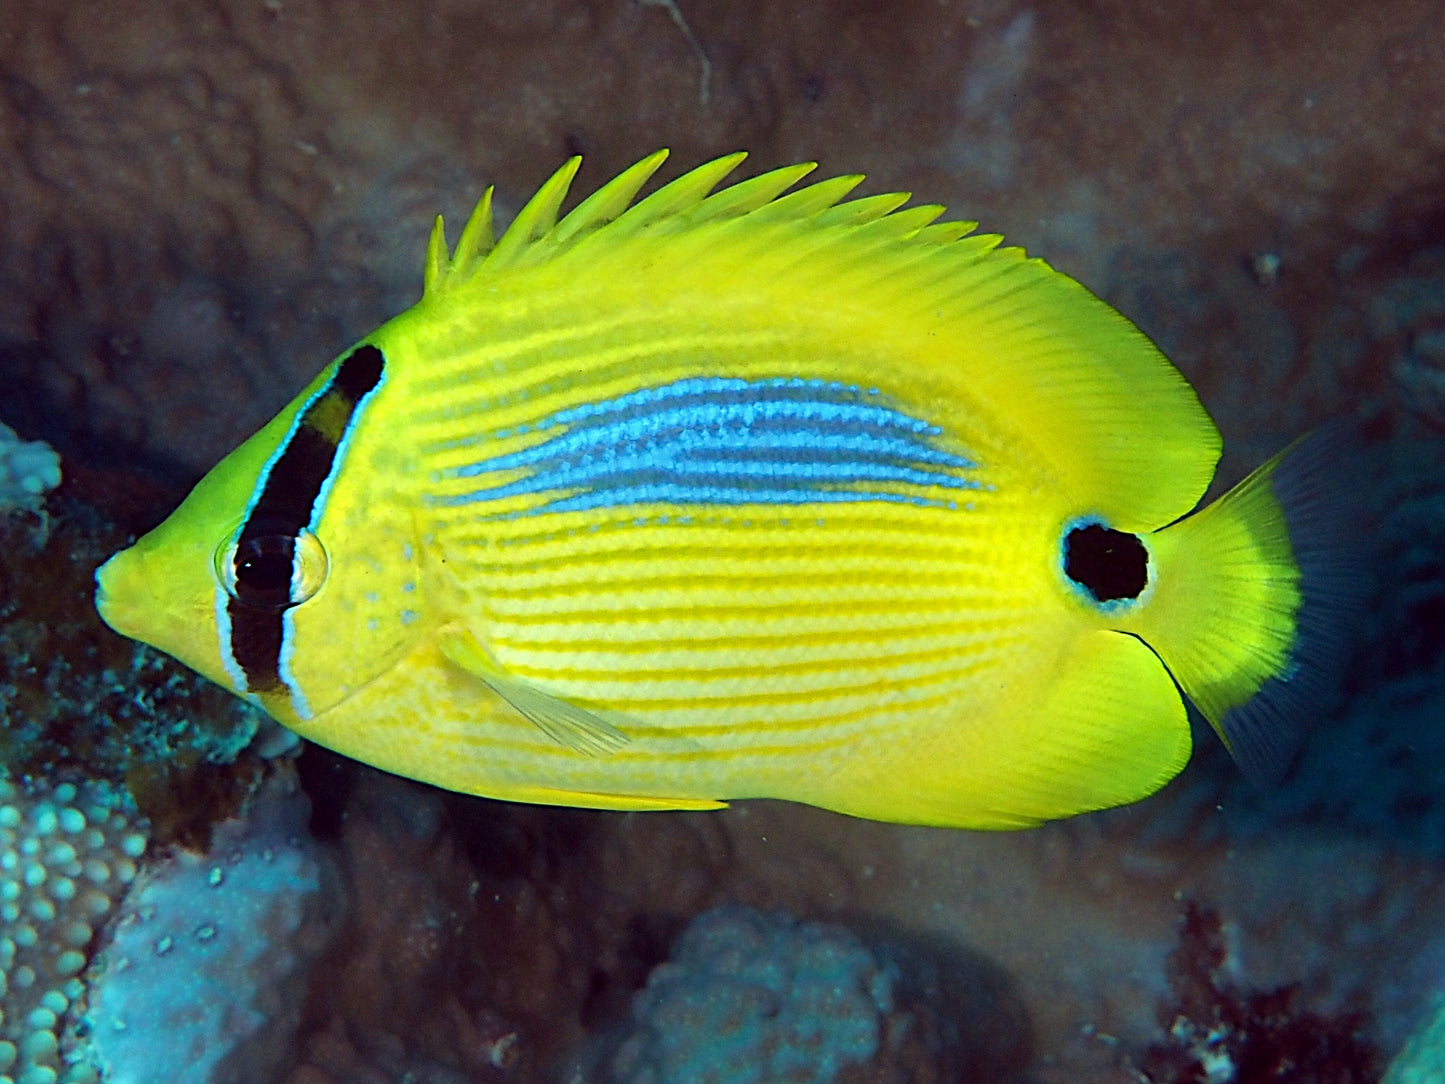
[{"left": 0, "top": 776, "right": 148, "bottom": 1084}]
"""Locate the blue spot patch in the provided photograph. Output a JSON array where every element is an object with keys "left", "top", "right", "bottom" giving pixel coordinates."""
[{"left": 435, "top": 376, "right": 980, "bottom": 514}]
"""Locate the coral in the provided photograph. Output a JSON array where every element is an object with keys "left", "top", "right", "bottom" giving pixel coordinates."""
[
  {"left": 0, "top": 503, "right": 264, "bottom": 844},
  {"left": 570, "top": 903, "right": 1023, "bottom": 1084},
  {"left": 0, "top": 423, "right": 59, "bottom": 515},
  {"left": 78, "top": 767, "right": 338, "bottom": 1084},
  {"left": 600, "top": 905, "right": 897, "bottom": 1084},
  {"left": 279, "top": 764, "right": 862, "bottom": 1084},
  {"left": 1137, "top": 900, "right": 1379, "bottom": 1084},
  {"left": 282, "top": 767, "right": 570, "bottom": 1084},
  {"left": 1384, "top": 993, "right": 1445, "bottom": 1084},
  {"left": 0, "top": 773, "right": 148, "bottom": 1084}
]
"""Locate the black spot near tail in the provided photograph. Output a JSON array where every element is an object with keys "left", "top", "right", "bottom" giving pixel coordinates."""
[{"left": 1065, "top": 523, "right": 1149, "bottom": 603}]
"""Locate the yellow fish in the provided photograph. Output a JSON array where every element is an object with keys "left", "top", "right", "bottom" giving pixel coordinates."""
[{"left": 95, "top": 151, "right": 1346, "bottom": 828}]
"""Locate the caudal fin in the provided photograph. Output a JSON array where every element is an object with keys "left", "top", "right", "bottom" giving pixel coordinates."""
[{"left": 1133, "top": 425, "right": 1367, "bottom": 783}]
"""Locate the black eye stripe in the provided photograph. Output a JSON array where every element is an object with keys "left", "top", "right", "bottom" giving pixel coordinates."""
[
  {"left": 244, "top": 427, "right": 337, "bottom": 530},
  {"left": 333, "top": 343, "right": 386, "bottom": 402},
  {"left": 229, "top": 344, "right": 385, "bottom": 695}
]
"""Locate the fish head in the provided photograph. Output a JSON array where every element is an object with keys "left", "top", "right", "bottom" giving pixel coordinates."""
[
  {"left": 96, "top": 395, "right": 309, "bottom": 701},
  {"left": 96, "top": 341, "right": 425, "bottom": 728}
]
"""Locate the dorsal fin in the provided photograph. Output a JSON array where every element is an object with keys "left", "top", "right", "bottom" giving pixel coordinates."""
[
  {"left": 550, "top": 149, "right": 673, "bottom": 246},
  {"left": 425, "top": 150, "right": 857, "bottom": 296},
  {"left": 486, "top": 156, "right": 584, "bottom": 268},
  {"left": 422, "top": 151, "right": 999, "bottom": 301},
  {"left": 428, "top": 151, "right": 678, "bottom": 293}
]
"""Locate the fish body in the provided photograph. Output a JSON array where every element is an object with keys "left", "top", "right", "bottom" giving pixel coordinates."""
[{"left": 95, "top": 151, "right": 1347, "bottom": 828}]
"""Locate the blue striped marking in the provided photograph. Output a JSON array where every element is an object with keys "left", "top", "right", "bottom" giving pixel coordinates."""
[{"left": 435, "top": 376, "right": 980, "bottom": 514}]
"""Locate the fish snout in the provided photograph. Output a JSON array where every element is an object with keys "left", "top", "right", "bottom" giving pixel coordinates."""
[
  {"left": 93, "top": 546, "right": 163, "bottom": 641},
  {"left": 95, "top": 549, "right": 132, "bottom": 635}
]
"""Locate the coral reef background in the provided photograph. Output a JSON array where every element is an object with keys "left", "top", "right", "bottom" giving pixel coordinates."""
[{"left": 2, "top": 1, "right": 1443, "bottom": 1081}]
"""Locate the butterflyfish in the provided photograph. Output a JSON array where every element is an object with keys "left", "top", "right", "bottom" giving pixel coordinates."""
[{"left": 94, "top": 151, "right": 1353, "bottom": 828}]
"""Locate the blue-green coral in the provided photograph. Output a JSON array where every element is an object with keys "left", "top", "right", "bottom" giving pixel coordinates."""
[
  {"left": 0, "top": 424, "right": 59, "bottom": 516},
  {"left": 603, "top": 905, "right": 896, "bottom": 1084},
  {"left": 79, "top": 772, "right": 336, "bottom": 1084},
  {"left": 0, "top": 774, "right": 148, "bottom": 1084},
  {"left": 0, "top": 506, "right": 264, "bottom": 821}
]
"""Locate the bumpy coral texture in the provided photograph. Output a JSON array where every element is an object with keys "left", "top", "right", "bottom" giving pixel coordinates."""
[
  {"left": 0, "top": 775, "right": 148, "bottom": 1084},
  {"left": 602, "top": 905, "right": 894, "bottom": 1084},
  {"left": 79, "top": 772, "right": 337, "bottom": 1084}
]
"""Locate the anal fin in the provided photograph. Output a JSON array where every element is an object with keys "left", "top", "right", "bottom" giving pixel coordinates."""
[
  {"left": 844, "top": 629, "right": 1193, "bottom": 828},
  {"left": 479, "top": 781, "right": 727, "bottom": 813}
]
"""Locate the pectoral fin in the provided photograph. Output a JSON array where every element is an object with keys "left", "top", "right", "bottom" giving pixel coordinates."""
[{"left": 438, "top": 629, "right": 631, "bottom": 756}]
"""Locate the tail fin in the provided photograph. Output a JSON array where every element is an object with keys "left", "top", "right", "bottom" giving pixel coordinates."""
[{"left": 1131, "top": 425, "right": 1366, "bottom": 783}]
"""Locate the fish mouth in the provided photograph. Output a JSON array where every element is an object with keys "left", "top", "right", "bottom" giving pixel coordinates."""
[
  {"left": 93, "top": 553, "right": 122, "bottom": 630},
  {"left": 93, "top": 547, "right": 152, "bottom": 641},
  {"left": 92, "top": 545, "right": 223, "bottom": 692}
]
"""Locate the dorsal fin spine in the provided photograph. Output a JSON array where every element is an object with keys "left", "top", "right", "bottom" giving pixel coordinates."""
[
  {"left": 606, "top": 151, "right": 748, "bottom": 235},
  {"left": 452, "top": 186, "right": 496, "bottom": 279},
  {"left": 423, "top": 215, "right": 448, "bottom": 296},
  {"left": 487, "top": 157, "right": 582, "bottom": 267},
  {"left": 857, "top": 203, "right": 948, "bottom": 240},
  {"left": 420, "top": 151, "right": 994, "bottom": 301},
  {"left": 686, "top": 162, "right": 819, "bottom": 221},
  {"left": 550, "top": 149, "right": 672, "bottom": 246},
  {"left": 424, "top": 188, "right": 497, "bottom": 298},
  {"left": 744, "top": 173, "right": 862, "bottom": 222},
  {"left": 803, "top": 192, "right": 911, "bottom": 235}
]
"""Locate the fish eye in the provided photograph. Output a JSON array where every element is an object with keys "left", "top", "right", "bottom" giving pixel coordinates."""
[{"left": 214, "top": 525, "right": 329, "bottom": 610}]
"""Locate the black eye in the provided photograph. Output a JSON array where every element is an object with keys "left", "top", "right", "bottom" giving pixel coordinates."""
[
  {"left": 215, "top": 526, "right": 329, "bottom": 610},
  {"left": 234, "top": 536, "right": 295, "bottom": 607},
  {"left": 1064, "top": 522, "right": 1148, "bottom": 603}
]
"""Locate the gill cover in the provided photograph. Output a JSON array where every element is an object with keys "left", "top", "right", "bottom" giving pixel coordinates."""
[{"left": 96, "top": 343, "right": 419, "bottom": 723}]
